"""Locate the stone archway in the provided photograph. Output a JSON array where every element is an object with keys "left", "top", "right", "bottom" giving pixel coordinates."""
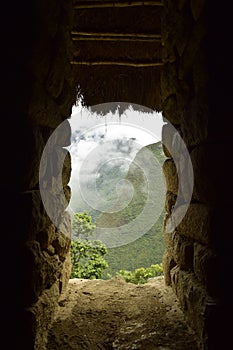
[{"left": 2, "top": 1, "right": 233, "bottom": 349}]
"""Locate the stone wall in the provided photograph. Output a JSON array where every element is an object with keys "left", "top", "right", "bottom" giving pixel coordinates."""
[
  {"left": 161, "top": 1, "right": 233, "bottom": 349},
  {"left": 1, "top": 1, "right": 76, "bottom": 348},
  {"left": 1, "top": 1, "right": 233, "bottom": 349}
]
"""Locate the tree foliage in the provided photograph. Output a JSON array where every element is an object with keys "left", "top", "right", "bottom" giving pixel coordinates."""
[
  {"left": 72, "top": 211, "right": 96, "bottom": 239},
  {"left": 116, "top": 263, "right": 163, "bottom": 285},
  {"left": 70, "top": 212, "right": 108, "bottom": 279}
]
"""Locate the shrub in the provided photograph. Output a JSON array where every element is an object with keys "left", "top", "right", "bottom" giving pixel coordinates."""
[
  {"left": 70, "top": 212, "right": 108, "bottom": 279},
  {"left": 116, "top": 263, "right": 163, "bottom": 284}
]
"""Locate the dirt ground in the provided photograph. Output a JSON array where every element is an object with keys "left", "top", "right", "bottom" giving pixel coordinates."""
[{"left": 47, "top": 276, "right": 198, "bottom": 350}]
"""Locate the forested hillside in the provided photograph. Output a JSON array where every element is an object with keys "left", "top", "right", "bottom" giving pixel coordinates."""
[
  {"left": 102, "top": 212, "right": 165, "bottom": 278},
  {"left": 97, "top": 142, "right": 166, "bottom": 277},
  {"left": 70, "top": 141, "right": 166, "bottom": 276}
]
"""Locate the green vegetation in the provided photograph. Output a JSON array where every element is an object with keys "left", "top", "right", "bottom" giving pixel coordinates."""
[
  {"left": 116, "top": 263, "right": 163, "bottom": 285},
  {"left": 99, "top": 142, "right": 166, "bottom": 277},
  {"left": 70, "top": 212, "right": 108, "bottom": 279},
  {"left": 70, "top": 142, "right": 166, "bottom": 281},
  {"left": 102, "top": 212, "right": 165, "bottom": 278}
]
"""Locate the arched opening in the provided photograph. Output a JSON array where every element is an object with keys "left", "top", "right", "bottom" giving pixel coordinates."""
[
  {"left": 47, "top": 100, "right": 199, "bottom": 349},
  {"left": 67, "top": 101, "right": 166, "bottom": 280},
  {"left": 3, "top": 0, "right": 233, "bottom": 349}
]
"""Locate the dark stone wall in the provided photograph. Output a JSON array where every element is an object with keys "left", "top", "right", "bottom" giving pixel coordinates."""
[
  {"left": 0, "top": 1, "right": 232, "bottom": 349},
  {"left": 161, "top": 1, "right": 233, "bottom": 348},
  {"left": 1, "top": 1, "right": 76, "bottom": 348}
]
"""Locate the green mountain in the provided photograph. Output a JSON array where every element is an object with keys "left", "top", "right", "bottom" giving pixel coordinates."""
[
  {"left": 102, "top": 212, "right": 165, "bottom": 278},
  {"left": 96, "top": 142, "right": 167, "bottom": 277},
  {"left": 70, "top": 141, "right": 166, "bottom": 276}
]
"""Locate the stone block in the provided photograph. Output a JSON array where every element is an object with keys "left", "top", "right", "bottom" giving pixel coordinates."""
[
  {"left": 165, "top": 203, "right": 212, "bottom": 245},
  {"left": 56, "top": 78, "right": 76, "bottom": 118},
  {"left": 181, "top": 94, "right": 209, "bottom": 147},
  {"left": 31, "top": 282, "right": 60, "bottom": 350},
  {"left": 63, "top": 185, "right": 71, "bottom": 205},
  {"left": 39, "top": 143, "right": 71, "bottom": 229},
  {"left": 45, "top": 51, "right": 65, "bottom": 99},
  {"left": 55, "top": 119, "right": 71, "bottom": 147},
  {"left": 39, "top": 186, "right": 70, "bottom": 230},
  {"left": 162, "top": 95, "right": 181, "bottom": 125},
  {"left": 178, "top": 154, "right": 194, "bottom": 203},
  {"left": 161, "top": 122, "right": 172, "bottom": 158},
  {"left": 175, "top": 9, "right": 193, "bottom": 57},
  {"left": 36, "top": 224, "right": 56, "bottom": 251},
  {"left": 161, "top": 38, "right": 176, "bottom": 64},
  {"left": 163, "top": 230, "right": 194, "bottom": 270},
  {"left": 162, "top": 123, "right": 185, "bottom": 160},
  {"left": 163, "top": 159, "right": 178, "bottom": 195},
  {"left": 161, "top": 63, "right": 179, "bottom": 101},
  {"left": 19, "top": 126, "right": 46, "bottom": 190},
  {"left": 161, "top": 9, "right": 177, "bottom": 63},
  {"left": 194, "top": 243, "right": 221, "bottom": 298},
  {"left": 165, "top": 191, "right": 177, "bottom": 215},
  {"left": 40, "top": 145, "right": 70, "bottom": 187},
  {"left": 162, "top": 250, "right": 176, "bottom": 286},
  {"left": 170, "top": 266, "right": 206, "bottom": 341},
  {"left": 30, "top": 34, "right": 51, "bottom": 84},
  {"left": 62, "top": 151, "right": 71, "bottom": 186},
  {"left": 52, "top": 230, "right": 71, "bottom": 262},
  {"left": 59, "top": 253, "right": 72, "bottom": 294},
  {"left": 29, "top": 81, "right": 63, "bottom": 128},
  {"left": 176, "top": 81, "right": 190, "bottom": 115},
  {"left": 20, "top": 190, "right": 51, "bottom": 240},
  {"left": 190, "top": 144, "right": 233, "bottom": 204},
  {"left": 59, "top": 25, "right": 74, "bottom": 62},
  {"left": 24, "top": 241, "right": 63, "bottom": 305},
  {"left": 179, "top": 18, "right": 207, "bottom": 80},
  {"left": 162, "top": 143, "right": 171, "bottom": 159},
  {"left": 57, "top": 210, "right": 72, "bottom": 239},
  {"left": 45, "top": 25, "right": 74, "bottom": 99}
]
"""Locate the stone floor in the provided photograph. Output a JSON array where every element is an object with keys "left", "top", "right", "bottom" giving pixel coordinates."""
[{"left": 47, "top": 276, "right": 199, "bottom": 350}]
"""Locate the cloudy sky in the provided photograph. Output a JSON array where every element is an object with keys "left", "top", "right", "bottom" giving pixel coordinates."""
[{"left": 66, "top": 101, "right": 165, "bottom": 215}]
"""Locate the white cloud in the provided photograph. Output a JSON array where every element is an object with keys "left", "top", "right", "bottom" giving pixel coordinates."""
[{"left": 67, "top": 103, "right": 165, "bottom": 213}]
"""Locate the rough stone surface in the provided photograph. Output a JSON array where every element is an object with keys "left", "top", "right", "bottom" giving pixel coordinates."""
[
  {"left": 162, "top": 123, "right": 183, "bottom": 159},
  {"left": 20, "top": 191, "right": 51, "bottom": 240},
  {"left": 55, "top": 119, "right": 72, "bottom": 147},
  {"left": 178, "top": 18, "right": 207, "bottom": 80},
  {"left": 191, "top": 144, "right": 233, "bottom": 204},
  {"left": 24, "top": 241, "right": 63, "bottom": 304},
  {"left": 6, "top": 0, "right": 76, "bottom": 348},
  {"left": 162, "top": 250, "right": 177, "bottom": 286},
  {"left": 194, "top": 243, "right": 221, "bottom": 298},
  {"left": 161, "top": 63, "right": 179, "bottom": 103},
  {"left": 162, "top": 159, "right": 178, "bottom": 195},
  {"left": 52, "top": 231, "right": 71, "bottom": 263},
  {"left": 169, "top": 203, "right": 212, "bottom": 245},
  {"left": 32, "top": 283, "right": 60, "bottom": 350},
  {"left": 162, "top": 95, "right": 181, "bottom": 125},
  {"left": 47, "top": 277, "right": 198, "bottom": 350},
  {"left": 181, "top": 94, "right": 209, "bottom": 147},
  {"left": 170, "top": 266, "right": 206, "bottom": 346},
  {"left": 36, "top": 224, "right": 56, "bottom": 251},
  {"left": 164, "top": 191, "right": 177, "bottom": 215},
  {"left": 3, "top": 0, "right": 232, "bottom": 349},
  {"left": 163, "top": 230, "right": 194, "bottom": 271},
  {"left": 29, "top": 80, "right": 64, "bottom": 128}
]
